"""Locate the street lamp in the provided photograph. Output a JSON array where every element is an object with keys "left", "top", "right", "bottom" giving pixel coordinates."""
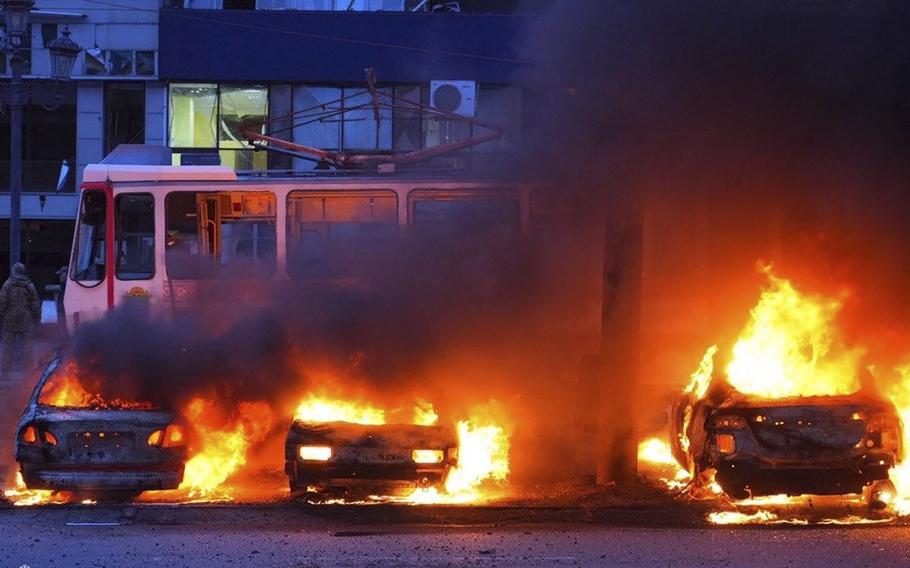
[
  {"left": 3, "top": 0, "right": 35, "bottom": 273},
  {"left": 2, "top": 0, "right": 80, "bottom": 272},
  {"left": 47, "top": 27, "right": 79, "bottom": 80}
]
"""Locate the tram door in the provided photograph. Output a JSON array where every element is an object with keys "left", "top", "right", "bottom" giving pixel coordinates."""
[{"left": 196, "top": 194, "right": 222, "bottom": 259}]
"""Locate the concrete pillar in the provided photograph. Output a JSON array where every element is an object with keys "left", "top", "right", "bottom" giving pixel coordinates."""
[
  {"left": 75, "top": 82, "right": 104, "bottom": 188},
  {"left": 145, "top": 82, "right": 168, "bottom": 148}
]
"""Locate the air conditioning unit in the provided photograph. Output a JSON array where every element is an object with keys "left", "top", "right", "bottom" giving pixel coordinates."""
[{"left": 430, "top": 80, "right": 476, "bottom": 117}]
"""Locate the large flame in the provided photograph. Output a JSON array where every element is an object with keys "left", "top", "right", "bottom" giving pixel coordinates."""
[
  {"left": 37, "top": 364, "right": 154, "bottom": 410},
  {"left": 295, "top": 395, "right": 386, "bottom": 425},
  {"left": 724, "top": 268, "right": 862, "bottom": 398},
  {"left": 444, "top": 420, "right": 510, "bottom": 496},
  {"left": 178, "top": 398, "right": 274, "bottom": 499}
]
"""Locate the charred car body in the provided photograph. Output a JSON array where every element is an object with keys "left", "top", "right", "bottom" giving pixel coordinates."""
[
  {"left": 15, "top": 359, "right": 187, "bottom": 500},
  {"left": 670, "top": 382, "right": 902, "bottom": 505},
  {"left": 285, "top": 420, "right": 457, "bottom": 498}
]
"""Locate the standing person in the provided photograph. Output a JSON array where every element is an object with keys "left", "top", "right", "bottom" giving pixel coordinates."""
[{"left": 0, "top": 263, "right": 41, "bottom": 378}]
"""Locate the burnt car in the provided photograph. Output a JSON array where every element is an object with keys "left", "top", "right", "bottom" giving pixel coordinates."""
[
  {"left": 285, "top": 420, "right": 458, "bottom": 499},
  {"left": 670, "top": 380, "right": 902, "bottom": 508},
  {"left": 15, "top": 358, "right": 187, "bottom": 501}
]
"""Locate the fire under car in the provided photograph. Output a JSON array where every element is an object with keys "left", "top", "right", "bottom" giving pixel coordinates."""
[
  {"left": 15, "top": 358, "right": 188, "bottom": 501},
  {"left": 670, "top": 380, "right": 902, "bottom": 508},
  {"left": 285, "top": 420, "right": 458, "bottom": 499}
]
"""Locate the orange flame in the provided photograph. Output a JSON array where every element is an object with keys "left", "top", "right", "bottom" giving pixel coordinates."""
[
  {"left": 177, "top": 398, "right": 274, "bottom": 499},
  {"left": 37, "top": 364, "right": 154, "bottom": 410},
  {"left": 724, "top": 267, "right": 862, "bottom": 398}
]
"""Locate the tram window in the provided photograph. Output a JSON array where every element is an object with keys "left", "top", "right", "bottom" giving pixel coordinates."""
[
  {"left": 115, "top": 194, "right": 154, "bottom": 280},
  {"left": 411, "top": 193, "right": 520, "bottom": 238},
  {"left": 165, "top": 191, "right": 276, "bottom": 279},
  {"left": 71, "top": 191, "right": 107, "bottom": 282},
  {"left": 287, "top": 192, "right": 398, "bottom": 279}
]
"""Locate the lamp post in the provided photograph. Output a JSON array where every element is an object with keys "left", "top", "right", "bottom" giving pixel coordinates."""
[
  {"left": 3, "top": 0, "right": 34, "bottom": 272},
  {"left": 2, "top": 0, "right": 80, "bottom": 272}
]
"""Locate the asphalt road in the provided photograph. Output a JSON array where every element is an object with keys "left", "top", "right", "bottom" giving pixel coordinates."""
[{"left": 1, "top": 505, "right": 910, "bottom": 568}]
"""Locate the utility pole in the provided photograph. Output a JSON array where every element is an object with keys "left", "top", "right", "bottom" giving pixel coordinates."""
[{"left": 596, "top": 195, "right": 643, "bottom": 485}]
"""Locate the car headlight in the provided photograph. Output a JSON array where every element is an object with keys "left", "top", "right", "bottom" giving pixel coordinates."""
[
  {"left": 299, "top": 445, "right": 332, "bottom": 462},
  {"left": 412, "top": 449, "right": 444, "bottom": 464}
]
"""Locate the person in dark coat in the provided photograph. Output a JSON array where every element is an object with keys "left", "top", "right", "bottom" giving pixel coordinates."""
[{"left": 0, "top": 263, "right": 41, "bottom": 378}]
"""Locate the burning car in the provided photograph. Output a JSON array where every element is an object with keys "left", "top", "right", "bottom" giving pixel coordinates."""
[
  {"left": 15, "top": 358, "right": 188, "bottom": 501},
  {"left": 670, "top": 381, "right": 901, "bottom": 507},
  {"left": 285, "top": 419, "right": 458, "bottom": 499},
  {"left": 668, "top": 270, "right": 904, "bottom": 509}
]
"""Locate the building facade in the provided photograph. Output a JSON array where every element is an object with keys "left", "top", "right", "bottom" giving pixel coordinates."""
[{"left": 0, "top": 0, "right": 525, "bottom": 289}]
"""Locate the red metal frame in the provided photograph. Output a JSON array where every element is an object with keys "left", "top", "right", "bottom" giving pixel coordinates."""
[{"left": 80, "top": 180, "right": 115, "bottom": 310}]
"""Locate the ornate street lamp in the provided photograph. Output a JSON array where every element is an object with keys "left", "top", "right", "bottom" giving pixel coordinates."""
[
  {"left": 2, "top": 0, "right": 35, "bottom": 272},
  {"left": 47, "top": 27, "right": 79, "bottom": 80},
  {"left": 2, "top": 0, "right": 81, "bottom": 272},
  {"left": 2, "top": 0, "right": 33, "bottom": 45}
]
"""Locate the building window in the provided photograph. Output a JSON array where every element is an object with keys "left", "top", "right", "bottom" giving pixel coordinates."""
[
  {"left": 0, "top": 83, "right": 77, "bottom": 193},
  {"left": 84, "top": 49, "right": 157, "bottom": 77},
  {"left": 116, "top": 193, "right": 155, "bottom": 280},
  {"left": 169, "top": 83, "right": 217, "bottom": 148},
  {"left": 168, "top": 83, "right": 268, "bottom": 170},
  {"left": 105, "top": 83, "right": 146, "bottom": 156},
  {"left": 41, "top": 24, "right": 58, "bottom": 48}
]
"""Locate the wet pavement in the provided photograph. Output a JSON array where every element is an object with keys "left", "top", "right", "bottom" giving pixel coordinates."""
[{"left": 1, "top": 504, "right": 909, "bottom": 567}]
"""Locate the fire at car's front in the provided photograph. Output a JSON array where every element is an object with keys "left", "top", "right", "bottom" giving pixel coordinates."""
[
  {"left": 15, "top": 360, "right": 187, "bottom": 500},
  {"left": 286, "top": 420, "right": 457, "bottom": 498},
  {"left": 285, "top": 396, "right": 457, "bottom": 499}
]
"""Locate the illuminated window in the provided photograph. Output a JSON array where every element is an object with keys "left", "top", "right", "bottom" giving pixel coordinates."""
[
  {"left": 168, "top": 83, "right": 218, "bottom": 148},
  {"left": 168, "top": 84, "right": 268, "bottom": 171}
]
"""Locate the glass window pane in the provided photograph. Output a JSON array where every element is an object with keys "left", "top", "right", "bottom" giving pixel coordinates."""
[
  {"left": 116, "top": 194, "right": 155, "bottom": 280},
  {"left": 411, "top": 192, "right": 519, "bottom": 237},
  {"left": 219, "top": 149, "right": 268, "bottom": 171},
  {"left": 169, "top": 83, "right": 217, "bottom": 148},
  {"left": 166, "top": 191, "right": 276, "bottom": 279},
  {"left": 287, "top": 192, "right": 397, "bottom": 279},
  {"left": 109, "top": 50, "right": 133, "bottom": 76},
  {"left": 292, "top": 85, "right": 342, "bottom": 151},
  {"left": 219, "top": 85, "right": 268, "bottom": 149},
  {"left": 71, "top": 191, "right": 107, "bottom": 282},
  {"left": 135, "top": 51, "right": 155, "bottom": 76},
  {"left": 84, "top": 48, "right": 105, "bottom": 76},
  {"left": 342, "top": 88, "right": 392, "bottom": 151}
]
